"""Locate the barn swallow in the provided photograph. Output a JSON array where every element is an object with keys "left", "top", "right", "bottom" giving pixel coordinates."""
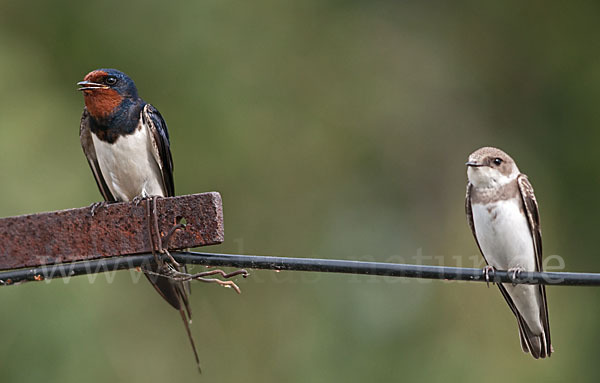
[
  {"left": 78, "top": 68, "right": 200, "bottom": 369},
  {"left": 465, "top": 146, "right": 552, "bottom": 358}
]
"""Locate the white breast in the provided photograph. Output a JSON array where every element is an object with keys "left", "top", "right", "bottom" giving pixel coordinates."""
[
  {"left": 92, "top": 123, "right": 165, "bottom": 202},
  {"left": 472, "top": 198, "right": 535, "bottom": 270}
]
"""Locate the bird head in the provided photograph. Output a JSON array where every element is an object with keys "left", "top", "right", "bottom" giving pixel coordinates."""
[
  {"left": 78, "top": 69, "right": 139, "bottom": 120},
  {"left": 466, "top": 147, "right": 520, "bottom": 188}
]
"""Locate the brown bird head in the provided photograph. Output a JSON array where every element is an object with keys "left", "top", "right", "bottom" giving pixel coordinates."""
[{"left": 466, "top": 146, "right": 520, "bottom": 188}]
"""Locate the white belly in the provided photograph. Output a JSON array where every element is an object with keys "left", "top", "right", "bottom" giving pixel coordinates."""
[
  {"left": 472, "top": 197, "right": 543, "bottom": 334},
  {"left": 472, "top": 198, "right": 535, "bottom": 270},
  {"left": 92, "top": 124, "right": 165, "bottom": 202}
]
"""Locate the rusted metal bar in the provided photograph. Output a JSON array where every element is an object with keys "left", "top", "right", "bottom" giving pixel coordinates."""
[{"left": 0, "top": 193, "right": 224, "bottom": 271}]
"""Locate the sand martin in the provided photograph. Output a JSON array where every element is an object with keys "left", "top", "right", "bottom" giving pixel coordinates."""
[
  {"left": 465, "top": 146, "right": 552, "bottom": 359},
  {"left": 78, "top": 68, "right": 200, "bottom": 368}
]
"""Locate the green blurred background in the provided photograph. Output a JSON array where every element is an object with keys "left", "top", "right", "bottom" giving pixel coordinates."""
[{"left": 1, "top": 0, "right": 599, "bottom": 381}]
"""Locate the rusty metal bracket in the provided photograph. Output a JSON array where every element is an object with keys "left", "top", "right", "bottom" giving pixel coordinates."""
[{"left": 0, "top": 192, "right": 224, "bottom": 271}]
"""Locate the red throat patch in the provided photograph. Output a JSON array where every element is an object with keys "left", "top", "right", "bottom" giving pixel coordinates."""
[
  {"left": 82, "top": 70, "right": 123, "bottom": 119},
  {"left": 83, "top": 89, "right": 122, "bottom": 119}
]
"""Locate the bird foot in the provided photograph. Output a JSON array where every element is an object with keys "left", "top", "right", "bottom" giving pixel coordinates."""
[
  {"left": 508, "top": 267, "right": 525, "bottom": 286},
  {"left": 89, "top": 201, "right": 108, "bottom": 217},
  {"left": 483, "top": 265, "right": 496, "bottom": 288},
  {"left": 133, "top": 195, "right": 146, "bottom": 206}
]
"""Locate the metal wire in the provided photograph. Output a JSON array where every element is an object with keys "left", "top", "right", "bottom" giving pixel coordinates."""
[{"left": 0, "top": 251, "right": 598, "bottom": 286}]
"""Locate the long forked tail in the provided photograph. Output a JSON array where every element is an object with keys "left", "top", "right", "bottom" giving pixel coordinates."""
[
  {"left": 179, "top": 308, "right": 201, "bottom": 373},
  {"left": 143, "top": 267, "right": 201, "bottom": 372}
]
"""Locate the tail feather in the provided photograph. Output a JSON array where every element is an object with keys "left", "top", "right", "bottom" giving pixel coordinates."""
[
  {"left": 518, "top": 324, "right": 529, "bottom": 354},
  {"left": 497, "top": 284, "right": 552, "bottom": 359},
  {"left": 142, "top": 264, "right": 201, "bottom": 372},
  {"left": 143, "top": 267, "right": 182, "bottom": 310},
  {"left": 179, "top": 308, "right": 202, "bottom": 373},
  {"left": 517, "top": 321, "right": 550, "bottom": 359}
]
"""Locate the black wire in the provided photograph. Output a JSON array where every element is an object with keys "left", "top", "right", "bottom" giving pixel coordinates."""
[{"left": 0, "top": 251, "right": 598, "bottom": 286}]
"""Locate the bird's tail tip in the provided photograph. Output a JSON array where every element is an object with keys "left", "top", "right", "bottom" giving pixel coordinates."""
[{"left": 519, "top": 327, "right": 552, "bottom": 359}]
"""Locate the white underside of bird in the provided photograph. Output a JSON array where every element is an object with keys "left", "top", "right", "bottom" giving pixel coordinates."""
[
  {"left": 471, "top": 196, "right": 545, "bottom": 336},
  {"left": 91, "top": 121, "right": 165, "bottom": 202}
]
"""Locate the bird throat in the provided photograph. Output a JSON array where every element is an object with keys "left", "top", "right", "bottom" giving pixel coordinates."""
[
  {"left": 84, "top": 89, "right": 123, "bottom": 120},
  {"left": 87, "top": 98, "right": 144, "bottom": 144}
]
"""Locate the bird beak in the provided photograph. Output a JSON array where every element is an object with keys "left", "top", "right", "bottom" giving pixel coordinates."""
[
  {"left": 465, "top": 161, "right": 482, "bottom": 167},
  {"left": 77, "top": 81, "right": 109, "bottom": 91}
]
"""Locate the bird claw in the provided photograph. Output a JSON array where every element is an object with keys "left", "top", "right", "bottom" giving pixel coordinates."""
[
  {"left": 483, "top": 265, "right": 496, "bottom": 288},
  {"left": 89, "top": 201, "right": 107, "bottom": 217},
  {"left": 508, "top": 267, "right": 524, "bottom": 286},
  {"left": 133, "top": 195, "right": 146, "bottom": 206}
]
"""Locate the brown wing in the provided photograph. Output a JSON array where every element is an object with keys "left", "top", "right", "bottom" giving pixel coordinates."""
[
  {"left": 517, "top": 173, "right": 552, "bottom": 357},
  {"left": 80, "top": 108, "right": 116, "bottom": 202},
  {"left": 517, "top": 175, "right": 542, "bottom": 270},
  {"left": 465, "top": 182, "right": 485, "bottom": 261}
]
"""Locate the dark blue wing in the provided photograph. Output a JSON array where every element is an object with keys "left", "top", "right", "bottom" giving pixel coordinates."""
[{"left": 142, "top": 104, "right": 175, "bottom": 197}]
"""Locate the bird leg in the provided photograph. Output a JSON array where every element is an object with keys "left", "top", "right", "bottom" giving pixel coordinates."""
[{"left": 483, "top": 265, "right": 496, "bottom": 288}]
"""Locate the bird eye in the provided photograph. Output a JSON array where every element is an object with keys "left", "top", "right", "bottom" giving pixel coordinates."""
[
  {"left": 493, "top": 158, "right": 503, "bottom": 165},
  {"left": 105, "top": 76, "right": 118, "bottom": 86}
]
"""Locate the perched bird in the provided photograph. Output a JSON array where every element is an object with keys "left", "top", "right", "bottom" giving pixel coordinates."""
[
  {"left": 465, "top": 146, "right": 552, "bottom": 359},
  {"left": 78, "top": 68, "right": 200, "bottom": 369}
]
